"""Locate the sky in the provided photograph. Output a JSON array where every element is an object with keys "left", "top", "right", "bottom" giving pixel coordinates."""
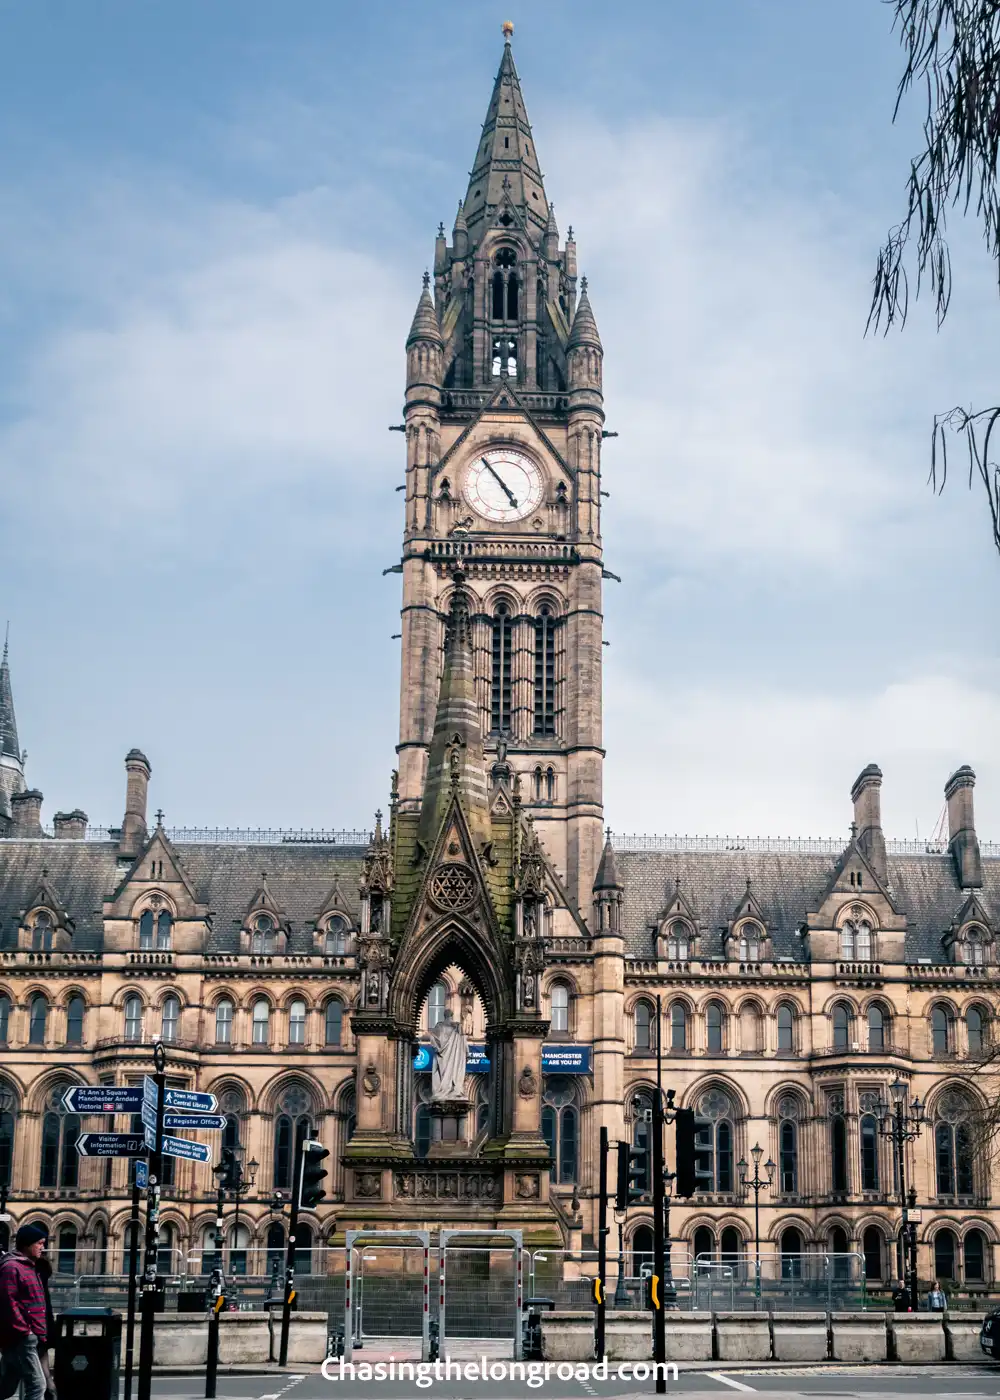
[{"left": 0, "top": 0, "right": 997, "bottom": 843}]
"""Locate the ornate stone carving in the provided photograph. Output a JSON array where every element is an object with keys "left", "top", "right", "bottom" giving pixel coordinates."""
[
  {"left": 362, "top": 1062, "right": 381, "bottom": 1096},
  {"left": 394, "top": 1168, "right": 501, "bottom": 1202},
  {"left": 827, "top": 1091, "right": 845, "bottom": 1116},
  {"left": 355, "top": 1171, "right": 382, "bottom": 1199},
  {"left": 518, "top": 1066, "right": 537, "bottom": 1099},
  {"left": 428, "top": 864, "right": 476, "bottom": 912},
  {"left": 515, "top": 1173, "right": 539, "bottom": 1199}
]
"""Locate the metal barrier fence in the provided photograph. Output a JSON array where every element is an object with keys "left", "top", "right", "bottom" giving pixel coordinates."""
[
  {"left": 691, "top": 1252, "right": 866, "bottom": 1312},
  {"left": 526, "top": 1248, "right": 696, "bottom": 1311},
  {"left": 441, "top": 1246, "right": 520, "bottom": 1342},
  {"left": 349, "top": 1244, "right": 427, "bottom": 1347}
]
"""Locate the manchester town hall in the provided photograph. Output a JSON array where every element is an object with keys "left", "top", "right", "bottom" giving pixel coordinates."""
[{"left": 0, "top": 33, "right": 998, "bottom": 1301}]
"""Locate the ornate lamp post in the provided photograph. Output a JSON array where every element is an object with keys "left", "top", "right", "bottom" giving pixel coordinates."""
[
  {"left": 738, "top": 1143, "right": 775, "bottom": 1305},
  {"left": 876, "top": 1077, "right": 924, "bottom": 1311},
  {"left": 213, "top": 1148, "right": 259, "bottom": 1277},
  {"left": 612, "top": 1203, "right": 629, "bottom": 1307}
]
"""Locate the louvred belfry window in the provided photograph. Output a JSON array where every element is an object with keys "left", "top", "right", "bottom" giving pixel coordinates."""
[
  {"left": 533, "top": 607, "right": 556, "bottom": 737},
  {"left": 491, "top": 604, "right": 513, "bottom": 735}
]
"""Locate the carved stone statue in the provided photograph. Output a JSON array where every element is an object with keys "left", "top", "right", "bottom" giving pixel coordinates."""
[{"left": 427, "top": 1008, "right": 468, "bottom": 1101}]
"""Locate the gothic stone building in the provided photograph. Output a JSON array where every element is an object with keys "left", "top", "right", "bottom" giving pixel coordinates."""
[{"left": 0, "top": 33, "right": 998, "bottom": 1296}]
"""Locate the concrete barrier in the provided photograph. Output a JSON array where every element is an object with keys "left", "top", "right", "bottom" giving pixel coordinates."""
[
  {"left": 890, "top": 1313, "right": 946, "bottom": 1363},
  {"left": 714, "top": 1312, "right": 770, "bottom": 1362},
  {"left": 605, "top": 1311, "right": 651, "bottom": 1361},
  {"left": 152, "top": 1314, "right": 208, "bottom": 1366},
  {"left": 770, "top": 1312, "right": 829, "bottom": 1362},
  {"left": 218, "top": 1312, "right": 270, "bottom": 1364},
  {"left": 540, "top": 1311, "right": 594, "bottom": 1361},
  {"left": 830, "top": 1311, "right": 887, "bottom": 1363},
  {"left": 662, "top": 1311, "right": 713, "bottom": 1361},
  {"left": 269, "top": 1310, "right": 330, "bottom": 1363},
  {"left": 944, "top": 1312, "right": 987, "bottom": 1363}
]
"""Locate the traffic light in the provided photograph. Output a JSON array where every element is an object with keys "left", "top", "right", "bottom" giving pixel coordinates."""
[
  {"left": 674, "top": 1108, "right": 697, "bottom": 1198},
  {"left": 299, "top": 1140, "right": 329, "bottom": 1208},
  {"left": 615, "top": 1141, "right": 647, "bottom": 1210},
  {"left": 219, "top": 1148, "right": 239, "bottom": 1191}
]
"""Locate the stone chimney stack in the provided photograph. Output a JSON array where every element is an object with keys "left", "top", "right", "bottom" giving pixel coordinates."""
[
  {"left": 851, "top": 764, "right": 887, "bottom": 884},
  {"left": 119, "top": 749, "right": 151, "bottom": 857},
  {"left": 53, "top": 809, "right": 88, "bottom": 840},
  {"left": 945, "top": 765, "right": 983, "bottom": 889},
  {"left": 10, "top": 788, "right": 43, "bottom": 835}
]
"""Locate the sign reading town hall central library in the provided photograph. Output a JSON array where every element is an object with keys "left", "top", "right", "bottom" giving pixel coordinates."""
[{"left": 413, "top": 1044, "right": 591, "bottom": 1074}]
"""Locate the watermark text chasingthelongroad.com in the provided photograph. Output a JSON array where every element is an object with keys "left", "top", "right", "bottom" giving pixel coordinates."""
[{"left": 322, "top": 1356, "right": 680, "bottom": 1388}]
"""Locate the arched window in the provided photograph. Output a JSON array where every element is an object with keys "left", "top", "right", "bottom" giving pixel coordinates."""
[
  {"left": 862, "top": 1225, "right": 883, "bottom": 1280},
  {"left": 228, "top": 1223, "right": 249, "bottom": 1276},
  {"left": 160, "top": 995, "right": 180, "bottom": 1043},
  {"left": 65, "top": 994, "right": 85, "bottom": 1046},
  {"left": 92, "top": 1223, "right": 107, "bottom": 1276},
  {"left": 294, "top": 1222, "right": 313, "bottom": 1276},
  {"left": 492, "top": 248, "right": 518, "bottom": 321},
  {"left": 739, "top": 1004, "right": 761, "bottom": 1054},
  {"left": 324, "top": 915, "right": 352, "bottom": 956},
  {"left": 932, "top": 1005, "right": 951, "bottom": 1055},
  {"left": 831, "top": 1108, "right": 848, "bottom": 1193},
  {"left": 266, "top": 1222, "right": 284, "bottom": 1278},
  {"left": 666, "top": 923, "right": 690, "bottom": 962},
  {"left": 832, "top": 1003, "right": 852, "bottom": 1050},
  {"left": 223, "top": 1111, "right": 241, "bottom": 1154},
  {"left": 935, "top": 1092, "right": 975, "bottom": 1197},
  {"left": 251, "top": 998, "right": 270, "bottom": 1045},
  {"left": 123, "top": 994, "right": 142, "bottom": 1043},
  {"left": 215, "top": 999, "right": 233, "bottom": 1045},
  {"left": 967, "top": 1006, "right": 987, "bottom": 1056},
  {"left": 138, "top": 909, "right": 171, "bottom": 951},
  {"left": 964, "top": 1228, "right": 987, "bottom": 1282},
  {"left": 533, "top": 607, "right": 556, "bottom": 737},
  {"left": 867, "top": 1004, "right": 886, "bottom": 1051},
  {"left": 427, "top": 981, "right": 448, "bottom": 1029},
  {"left": 720, "top": 1226, "right": 742, "bottom": 1268},
  {"left": 0, "top": 1098, "right": 14, "bottom": 1200},
  {"left": 964, "top": 926, "right": 989, "bottom": 965},
  {"left": 550, "top": 983, "right": 569, "bottom": 1033},
  {"left": 541, "top": 1077, "right": 578, "bottom": 1184},
  {"left": 935, "top": 1228, "right": 957, "bottom": 1281},
  {"left": 779, "top": 1119, "right": 798, "bottom": 1194},
  {"left": 780, "top": 1226, "right": 803, "bottom": 1279},
  {"left": 840, "top": 917, "right": 873, "bottom": 961},
  {"left": 693, "top": 1225, "right": 714, "bottom": 1264},
  {"left": 738, "top": 923, "right": 763, "bottom": 962},
  {"left": 490, "top": 604, "right": 513, "bottom": 735},
  {"left": 669, "top": 1002, "right": 688, "bottom": 1052},
  {"left": 29, "top": 993, "right": 48, "bottom": 1046},
  {"left": 251, "top": 914, "right": 277, "bottom": 955},
  {"left": 634, "top": 1000, "right": 653, "bottom": 1052},
  {"left": 56, "top": 1224, "right": 77, "bottom": 1276},
  {"left": 776, "top": 1004, "right": 795, "bottom": 1053},
  {"left": 40, "top": 1089, "right": 79, "bottom": 1189},
  {"left": 289, "top": 999, "right": 307, "bottom": 1046},
  {"left": 325, "top": 999, "right": 344, "bottom": 1047},
  {"left": 830, "top": 1225, "right": 851, "bottom": 1279},
  {"left": 706, "top": 1002, "right": 725, "bottom": 1054},
  {"left": 632, "top": 1225, "right": 654, "bottom": 1276},
  {"left": 0, "top": 996, "right": 10, "bottom": 1044},
  {"left": 273, "top": 1091, "right": 312, "bottom": 1192},
  {"left": 139, "top": 910, "right": 154, "bottom": 950},
  {"left": 860, "top": 1114, "right": 880, "bottom": 1191},
  {"left": 156, "top": 911, "right": 171, "bottom": 949},
  {"left": 31, "top": 911, "right": 54, "bottom": 952},
  {"left": 694, "top": 1088, "right": 735, "bottom": 1194},
  {"left": 492, "top": 269, "right": 505, "bottom": 320}
]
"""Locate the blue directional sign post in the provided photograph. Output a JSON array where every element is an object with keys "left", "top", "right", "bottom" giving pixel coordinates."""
[
  {"left": 76, "top": 1132, "right": 146, "bottom": 1158},
  {"left": 135, "top": 1160, "right": 148, "bottom": 1190},
  {"left": 63, "top": 1085, "right": 144, "bottom": 1115},
  {"left": 161, "top": 1134, "right": 212, "bottom": 1164},
  {"left": 163, "top": 1088, "right": 218, "bottom": 1113},
  {"left": 163, "top": 1113, "right": 226, "bottom": 1132}
]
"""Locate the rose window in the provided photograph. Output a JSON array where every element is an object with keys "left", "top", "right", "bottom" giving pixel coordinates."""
[{"left": 429, "top": 864, "right": 476, "bottom": 911}]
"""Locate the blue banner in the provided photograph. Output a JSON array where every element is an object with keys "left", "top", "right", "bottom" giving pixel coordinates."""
[
  {"left": 413, "top": 1043, "right": 490, "bottom": 1073},
  {"left": 541, "top": 1045, "right": 591, "bottom": 1074}
]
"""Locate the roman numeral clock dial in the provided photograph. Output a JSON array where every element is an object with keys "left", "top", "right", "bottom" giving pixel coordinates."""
[{"left": 464, "top": 449, "right": 544, "bottom": 524}]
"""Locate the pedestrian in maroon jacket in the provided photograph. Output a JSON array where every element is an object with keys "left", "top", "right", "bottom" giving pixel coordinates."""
[{"left": 0, "top": 1224, "right": 50, "bottom": 1400}]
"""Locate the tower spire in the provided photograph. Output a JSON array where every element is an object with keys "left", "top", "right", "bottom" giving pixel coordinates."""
[
  {"left": 416, "top": 573, "right": 490, "bottom": 848},
  {"left": 0, "top": 631, "right": 25, "bottom": 827},
  {"left": 460, "top": 25, "right": 549, "bottom": 247}
]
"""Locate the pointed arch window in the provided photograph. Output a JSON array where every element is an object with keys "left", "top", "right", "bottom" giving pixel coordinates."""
[
  {"left": 860, "top": 1113, "right": 880, "bottom": 1191},
  {"left": 252, "top": 998, "right": 270, "bottom": 1045},
  {"left": 29, "top": 993, "right": 48, "bottom": 1045},
  {"left": 965, "top": 1227, "right": 987, "bottom": 1281},
  {"left": 665, "top": 923, "right": 690, "bottom": 962},
  {"left": 963, "top": 926, "right": 989, "bottom": 965},
  {"left": 868, "top": 1004, "right": 886, "bottom": 1051},
  {"left": 830, "top": 1103, "right": 848, "bottom": 1193},
  {"left": 739, "top": 1003, "right": 762, "bottom": 1053},
  {"left": 634, "top": 1000, "right": 653, "bottom": 1052},
  {"left": 777, "top": 1097, "right": 800, "bottom": 1194},
  {"left": 780, "top": 1226, "right": 803, "bottom": 1279},
  {"left": 776, "top": 1003, "right": 795, "bottom": 1053},
  {"left": 669, "top": 1001, "right": 688, "bottom": 1052},
  {"left": 31, "top": 911, "right": 54, "bottom": 952},
  {"left": 40, "top": 1088, "right": 79, "bottom": 1189},
  {"left": 490, "top": 603, "right": 513, "bottom": 735},
  {"left": 542, "top": 1077, "right": 577, "bottom": 1184},
  {"left": 273, "top": 1094, "right": 311, "bottom": 1192},
  {"left": 251, "top": 915, "right": 277, "bottom": 956},
  {"left": 427, "top": 981, "right": 448, "bottom": 1030},
  {"left": 932, "top": 1004, "right": 952, "bottom": 1055},
  {"left": 693, "top": 1225, "right": 715, "bottom": 1264},
  {"left": 832, "top": 1002, "right": 852, "bottom": 1050},
  {"left": 862, "top": 1225, "right": 884, "bottom": 1280},
  {"left": 160, "top": 994, "right": 180, "bottom": 1043},
  {"left": 0, "top": 1096, "right": 14, "bottom": 1205},
  {"left": 57, "top": 1224, "right": 77, "bottom": 1276},
  {"left": 840, "top": 917, "right": 873, "bottom": 961},
  {"left": 325, "top": 999, "right": 344, "bottom": 1047},
  {"left": 0, "top": 996, "right": 10, "bottom": 1045},
  {"left": 123, "top": 994, "right": 143, "bottom": 1043},
  {"left": 66, "top": 994, "right": 85, "bottom": 1046},
  {"left": 738, "top": 923, "right": 764, "bottom": 962},
  {"left": 694, "top": 1089, "right": 734, "bottom": 1194},
  {"left": 492, "top": 248, "right": 519, "bottom": 322},
  {"left": 324, "top": 914, "right": 352, "bottom": 957},
  {"left": 139, "top": 908, "right": 171, "bottom": 951},
  {"left": 967, "top": 1005, "right": 988, "bottom": 1056},
  {"left": 935, "top": 1092, "right": 975, "bottom": 1197},
  {"left": 935, "top": 1228, "right": 957, "bottom": 1280},
  {"left": 215, "top": 999, "right": 233, "bottom": 1046},
  {"left": 289, "top": 999, "right": 307, "bottom": 1046},
  {"left": 706, "top": 1002, "right": 725, "bottom": 1054},
  {"left": 549, "top": 983, "right": 570, "bottom": 1033},
  {"left": 533, "top": 607, "right": 557, "bottom": 737}
]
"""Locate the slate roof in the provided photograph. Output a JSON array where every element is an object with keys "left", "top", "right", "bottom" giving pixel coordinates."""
[
  {"left": 618, "top": 848, "right": 1000, "bottom": 962},
  {"left": 0, "top": 839, "right": 365, "bottom": 954}
]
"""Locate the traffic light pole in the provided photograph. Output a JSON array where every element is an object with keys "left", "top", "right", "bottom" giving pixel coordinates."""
[
  {"left": 205, "top": 1172, "right": 226, "bottom": 1400},
  {"left": 652, "top": 996, "right": 666, "bottom": 1393},
  {"left": 123, "top": 1171, "right": 141, "bottom": 1400},
  {"left": 278, "top": 1135, "right": 305, "bottom": 1367},
  {"left": 596, "top": 1127, "right": 608, "bottom": 1361},
  {"left": 137, "top": 1042, "right": 166, "bottom": 1400}
]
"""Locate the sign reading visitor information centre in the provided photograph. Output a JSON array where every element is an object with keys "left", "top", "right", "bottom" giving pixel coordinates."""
[{"left": 413, "top": 1044, "right": 591, "bottom": 1074}]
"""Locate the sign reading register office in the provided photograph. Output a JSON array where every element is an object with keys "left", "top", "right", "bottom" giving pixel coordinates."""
[{"left": 0, "top": 31, "right": 998, "bottom": 1299}]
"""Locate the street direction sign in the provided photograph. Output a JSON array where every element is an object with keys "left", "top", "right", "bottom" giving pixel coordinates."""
[
  {"left": 135, "top": 1159, "right": 148, "bottom": 1189},
  {"left": 76, "top": 1133, "right": 147, "bottom": 1158},
  {"left": 163, "top": 1089, "right": 217, "bottom": 1113},
  {"left": 62, "top": 1086, "right": 143, "bottom": 1114},
  {"left": 144, "top": 1123, "right": 156, "bottom": 1152},
  {"left": 161, "top": 1134, "right": 211, "bottom": 1163},
  {"left": 163, "top": 1113, "right": 226, "bottom": 1131},
  {"left": 141, "top": 1100, "right": 158, "bottom": 1133}
]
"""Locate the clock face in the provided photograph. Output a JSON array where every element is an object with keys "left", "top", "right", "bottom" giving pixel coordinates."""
[{"left": 464, "top": 449, "right": 544, "bottom": 523}]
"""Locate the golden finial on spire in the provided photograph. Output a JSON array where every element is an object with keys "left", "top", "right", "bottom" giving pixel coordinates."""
[{"left": 502, "top": 20, "right": 514, "bottom": 42}]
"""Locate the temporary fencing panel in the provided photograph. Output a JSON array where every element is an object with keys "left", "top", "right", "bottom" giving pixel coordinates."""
[
  {"left": 692, "top": 1252, "right": 866, "bottom": 1312},
  {"left": 343, "top": 1231, "right": 431, "bottom": 1362},
  {"left": 439, "top": 1231, "right": 522, "bottom": 1359}
]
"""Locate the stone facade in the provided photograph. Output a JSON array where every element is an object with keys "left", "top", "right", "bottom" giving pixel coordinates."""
[{"left": 0, "top": 32, "right": 998, "bottom": 1297}]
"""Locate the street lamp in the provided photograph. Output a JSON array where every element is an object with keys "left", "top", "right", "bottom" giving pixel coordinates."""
[
  {"left": 876, "top": 1078, "right": 924, "bottom": 1311},
  {"left": 213, "top": 1149, "right": 259, "bottom": 1278},
  {"left": 738, "top": 1143, "right": 775, "bottom": 1307}
]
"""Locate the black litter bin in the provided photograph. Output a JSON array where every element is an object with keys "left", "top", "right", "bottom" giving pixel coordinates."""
[
  {"left": 177, "top": 1289, "right": 207, "bottom": 1312},
  {"left": 54, "top": 1308, "right": 121, "bottom": 1400}
]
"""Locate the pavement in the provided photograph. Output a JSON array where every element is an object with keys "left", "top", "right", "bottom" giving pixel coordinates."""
[{"left": 137, "top": 1361, "right": 1000, "bottom": 1400}]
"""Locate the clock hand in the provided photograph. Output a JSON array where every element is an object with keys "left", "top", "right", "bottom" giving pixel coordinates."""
[{"left": 483, "top": 459, "right": 518, "bottom": 508}]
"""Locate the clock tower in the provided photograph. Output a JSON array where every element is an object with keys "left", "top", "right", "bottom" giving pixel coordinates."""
[{"left": 396, "top": 27, "right": 606, "bottom": 921}]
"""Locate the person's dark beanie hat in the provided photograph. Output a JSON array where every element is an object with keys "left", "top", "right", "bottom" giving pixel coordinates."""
[{"left": 15, "top": 1224, "right": 47, "bottom": 1250}]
